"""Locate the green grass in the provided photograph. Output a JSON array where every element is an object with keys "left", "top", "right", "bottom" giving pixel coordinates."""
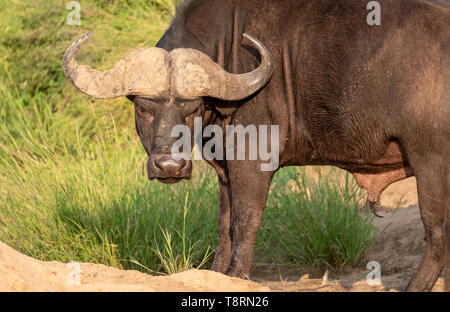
[
  {"left": 0, "top": 0, "right": 377, "bottom": 275},
  {"left": 260, "top": 167, "right": 377, "bottom": 270}
]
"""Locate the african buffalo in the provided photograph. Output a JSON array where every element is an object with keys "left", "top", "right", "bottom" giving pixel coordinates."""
[{"left": 63, "top": 0, "right": 450, "bottom": 291}]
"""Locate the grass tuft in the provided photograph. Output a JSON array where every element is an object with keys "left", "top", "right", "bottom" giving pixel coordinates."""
[
  {"left": 152, "top": 193, "right": 215, "bottom": 275},
  {"left": 258, "top": 167, "right": 377, "bottom": 271}
]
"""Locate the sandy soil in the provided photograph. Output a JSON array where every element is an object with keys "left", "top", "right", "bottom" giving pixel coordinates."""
[
  {"left": 0, "top": 176, "right": 445, "bottom": 292},
  {"left": 0, "top": 241, "right": 269, "bottom": 292}
]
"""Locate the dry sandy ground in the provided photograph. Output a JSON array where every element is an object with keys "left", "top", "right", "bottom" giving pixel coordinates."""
[
  {"left": 0, "top": 176, "right": 445, "bottom": 292},
  {"left": 0, "top": 241, "right": 269, "bottom": 292}
]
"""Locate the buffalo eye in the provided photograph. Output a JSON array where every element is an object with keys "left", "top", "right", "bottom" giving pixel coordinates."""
[{"left": 135, "top": 103, "right": 153, "bottom": 119}]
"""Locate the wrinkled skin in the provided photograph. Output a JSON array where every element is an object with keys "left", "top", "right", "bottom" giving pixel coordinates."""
[{"left": 131, "top": 0, "right": 450, "bottom": 291}]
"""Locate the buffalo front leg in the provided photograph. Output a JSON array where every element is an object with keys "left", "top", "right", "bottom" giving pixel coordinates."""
[
  {"left": 210, "top": 176, "right": 232, "bottom": 273},
  {"left": 405, "top": 154, "right": 447, "bottom": 291},
  {"left": 225, "top": 163, "right": 274, "bottom": 279}
]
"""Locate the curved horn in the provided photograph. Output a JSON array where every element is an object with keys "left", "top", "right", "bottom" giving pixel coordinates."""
[
  {"left": 213, "top": 33, "right": 274, "bottom": 100},
  {"left": 62, "top": 32, "right": 170, "bottom": 99},
  {"left": 172, "top": 34, "right": 274, "bottom": 101}
]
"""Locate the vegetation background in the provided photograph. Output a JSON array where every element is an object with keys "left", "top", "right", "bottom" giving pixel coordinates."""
[{"left": 0, "top": 0, "right": 377, "bottom": 275}]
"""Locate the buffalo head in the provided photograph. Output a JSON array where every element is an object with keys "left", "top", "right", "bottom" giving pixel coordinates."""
[{"left": 62, "top": 32, "right": 273, "bottom": 183}]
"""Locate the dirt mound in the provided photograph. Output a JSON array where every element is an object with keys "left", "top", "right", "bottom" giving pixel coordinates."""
[{"left": 0, "top": 241, "right": 270, "bottom": 292}]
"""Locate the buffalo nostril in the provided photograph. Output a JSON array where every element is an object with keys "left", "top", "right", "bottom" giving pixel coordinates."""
[{"left": 154, "top": 156, "right": 187, "bottom": 176}]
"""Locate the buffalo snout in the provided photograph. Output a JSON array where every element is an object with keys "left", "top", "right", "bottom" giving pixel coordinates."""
[{"left": 147, "top": 154, "right": 192, "bottom": 183}]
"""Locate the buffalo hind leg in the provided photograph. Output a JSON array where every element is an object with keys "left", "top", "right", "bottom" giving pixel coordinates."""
[
  {"left": 406, "top": 154, "right": 446, "bottom": 291},
  {"left": 210, "top": 176, "right": 232, "bottom": 273},
  {"left": 225, "top": 162, "right": 274, "bottom": 279},
  {"left": 445, "top": 165, "right": 450, "bottom": 291}
]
